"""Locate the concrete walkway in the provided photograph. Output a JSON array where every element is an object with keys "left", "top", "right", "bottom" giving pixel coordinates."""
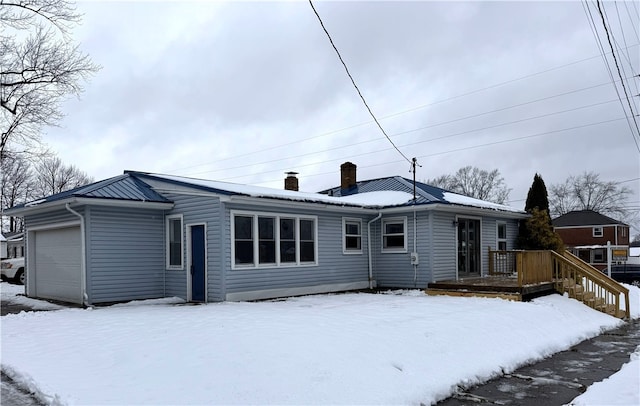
[{"left": 437, "top": 319, "right": 640, "bottom": 405}]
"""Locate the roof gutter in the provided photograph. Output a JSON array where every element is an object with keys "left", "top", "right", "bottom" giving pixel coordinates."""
[
  {"left": 65, "top": 203, "right": 88, "bottom": 307},
  {"left": 6, "top": 197, "right": 173, "bottom": 216},
  {"left": 367, "top": 212, "right": 383, "bottom": 289},
  {"left": 380, "top": 202, "right": 529, "bottom": 219}
]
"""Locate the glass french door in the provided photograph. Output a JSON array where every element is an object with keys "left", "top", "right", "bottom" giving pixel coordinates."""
[{"left": 458, "top": 219, "right": 481, "bottom": 276}]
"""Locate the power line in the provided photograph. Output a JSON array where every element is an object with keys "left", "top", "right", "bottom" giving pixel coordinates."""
[
  {"left": 622, "top": 0, "right": 640, "bottom": 41},
  {"left": 225, "top": 117, "right": 627, "bottom": 183},
  {"left": 188, "top": 97, "right": 617, "bottom": 179},
  {"left": 184, "top": 77, "right": 624, "bottom": 177},
  {"left": 613, "top": 1, "right": 640, "bottom": 96},
  {"left": 308, "top": 0, "right": 411, "bottom": 163},
  {"left": 605, "top": 2, "right": 638, "bottom": 96},
  {"left": 167, "top": 44, "right": 638, "bottom": 175},
  {"left": 584, "top": 0, "right": 640, "bottom": 152},
  {"left": 599, "top": 1, "right": 640, "bottom": 120}
]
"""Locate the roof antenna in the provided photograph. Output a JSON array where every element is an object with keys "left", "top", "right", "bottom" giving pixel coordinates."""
[{"left": 409, "top": 157, "right": 421, "bottom": 201}]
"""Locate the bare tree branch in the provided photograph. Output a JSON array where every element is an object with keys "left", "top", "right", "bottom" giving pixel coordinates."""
[
  {"left": 0, "top": 0, "right": 100, "bottom": 159},
  {"left": 427, "top": 166, "right": 511, "bottom": 204},
  {"left": 549, "top": 171, "right": 633, "bottom": 223}
]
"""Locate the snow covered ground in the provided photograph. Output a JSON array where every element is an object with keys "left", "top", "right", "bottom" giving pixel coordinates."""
[{"left": 1, "top": 282, "right": 638, "bottom": 405}]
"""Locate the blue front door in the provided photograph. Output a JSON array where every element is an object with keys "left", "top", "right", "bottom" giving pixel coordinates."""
[{"left": 190, "top": 225, "right": 206, "bottom": 302}]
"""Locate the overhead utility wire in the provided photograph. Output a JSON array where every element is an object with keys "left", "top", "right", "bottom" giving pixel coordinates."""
[
  {"left": 250, "top": 116, "right": 627, "bottom": 186},
  {"left": 193, "top": 98, "right": 617, "bottom": 178},
  {"left": 583, "top": 0, "right": 640, "bottom": 152},
  {"left": 186, "top": 77, "right": 624, "bottom": 177},
  {"left": 308, "top": 0, "right": 411, "bottom": 163},
  {"left": 622, "top": 1, "right": 640, "bottom": 41},
  {"left": 596, "top": 0, "right": 640, "bottom": 146},
  {"left": 222, "top": 117, "right": 626, "bottom": 183},
  {"left": 168, "top": 45, "right": 638, "bottom": 174},
  {"left": 613, "top": 1, "right": 639, "bottom": 96}
]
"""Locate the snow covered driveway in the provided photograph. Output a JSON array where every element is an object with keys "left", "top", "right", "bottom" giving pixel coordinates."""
[{"left": 1, "top": 290, "right": 635, "bottom": 405}]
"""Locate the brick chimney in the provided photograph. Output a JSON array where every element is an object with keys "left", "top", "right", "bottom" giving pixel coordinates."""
[
  {"left": 284, "top": 172, "right": 299, "bottom": 191},
  {"left": 340, "top": 162, "right": 357, "bottom": 191}
]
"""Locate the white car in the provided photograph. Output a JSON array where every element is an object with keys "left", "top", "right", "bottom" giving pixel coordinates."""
[{"left": 1, "top": 257, "right": 25, "bottom": 285}]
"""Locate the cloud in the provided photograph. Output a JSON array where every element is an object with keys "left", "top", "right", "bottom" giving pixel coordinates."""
[{"left": 38, "top": 0, "right": 638, "bottom": 229}]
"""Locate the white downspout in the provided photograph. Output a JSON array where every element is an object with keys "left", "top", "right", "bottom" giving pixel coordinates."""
[
  {"left": 66, "top": 203, "right": 88, "bottom": 307},
  {"left": 367, "top": 213, "right": 382, "bottom": 289}
]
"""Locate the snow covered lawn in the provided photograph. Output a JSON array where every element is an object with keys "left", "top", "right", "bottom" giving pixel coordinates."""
[{"left": 1, "top": 283, "right": 638, "bottom": 405}]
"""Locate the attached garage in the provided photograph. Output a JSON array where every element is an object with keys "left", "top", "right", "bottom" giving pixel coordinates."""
[{"left": 31, "top": 225, "right": 83, "bottom": 304}]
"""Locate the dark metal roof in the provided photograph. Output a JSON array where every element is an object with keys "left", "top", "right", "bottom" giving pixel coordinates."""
[
  {"left": 552, "top": 210, "right": 627, "bottom": 227},
  {"left": 11, "top": 173, "right": 171, "bottom": 210}
]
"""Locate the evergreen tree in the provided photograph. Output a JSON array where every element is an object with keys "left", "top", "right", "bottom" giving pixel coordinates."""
[
  {"left": 517, "top": 174, "right": 563, "bottom": 251},
  {"left": 524, "top": 174, "right": 549, "bottom": 213},
  {"left": 519, "top": 208, "right": 564, "bottom": 251}
]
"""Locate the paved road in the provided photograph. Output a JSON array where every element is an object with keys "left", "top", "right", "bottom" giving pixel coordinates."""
[
  {"left": 1, "top": 302, "right": 49, "bottom": 406},
  {"left": 437, "top": 319, "right": 640, "bottom": 405},
  {"left": 0, "top": 302, "right": 39, "bottom": 316},
  {"left": 1, "top": 372, "right": 45, "bottom": 406}
]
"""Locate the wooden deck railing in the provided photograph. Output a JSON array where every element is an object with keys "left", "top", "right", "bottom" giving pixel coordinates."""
[
  {"left": 551, "top": 251, "right": 630, "bottom": 319},
  {"left": 488, "top": 249, "right": 552, "bottom": 286},
  {"left": 488, "top": 249, "right": 630, "bottom": 319}
]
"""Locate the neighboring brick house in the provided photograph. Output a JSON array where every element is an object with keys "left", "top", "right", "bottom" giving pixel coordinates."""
[{"left": 552, "top": 210, "right": 630, "bottom": 270}]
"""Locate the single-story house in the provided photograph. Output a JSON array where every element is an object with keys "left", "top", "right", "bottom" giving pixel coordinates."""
[{"left": 6, "top": 162, "right": 527, "bottom": 305}]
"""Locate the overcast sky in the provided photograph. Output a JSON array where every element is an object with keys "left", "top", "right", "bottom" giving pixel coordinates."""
[{"left": 43, "top": 1, "right": 639, "bottom": 227}]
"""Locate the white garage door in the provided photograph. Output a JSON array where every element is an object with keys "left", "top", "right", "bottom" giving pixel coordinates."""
[{"left": 34, "top": 226, "right": 82, "bottom": 304}]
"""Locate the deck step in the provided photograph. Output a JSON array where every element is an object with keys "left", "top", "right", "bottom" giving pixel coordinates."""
[{"left": 425, "top": 288, "right": 522, "bottom": 301}]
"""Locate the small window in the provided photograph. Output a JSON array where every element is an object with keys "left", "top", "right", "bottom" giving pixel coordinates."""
[
  {"left": 258, "top": 217, "right": 275, "bottom": 264},
  {"left": 593, "top": 248, "right": 606, "bottom": 263},
  {"left": 234, "top": 215, "right": 254, "bottom": 265},
  {"left": 166, "top": 215, "right": 183, "bottom": 269},
  {"left": 593, "top": 227, "right": 603, "bottom": 237},
  {"left": 280, "top": 218, "right": 296, "bottom": 263},
  {"left": 621, "top": 227, "right": 626, "bottom": 237},
  {"left": 382, "top": 218, "right": 406, "bottom": 252},
  {"left": 343, "top": 218, "right": 362, "bottom": 254},
  {"left": 497, "top": 222, "right": 507, "bottom": 251},
  {"left": 299, "top": 219, "right": 315, "bottom": 262}
]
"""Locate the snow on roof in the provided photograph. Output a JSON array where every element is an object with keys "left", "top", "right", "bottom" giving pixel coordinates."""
[
  {"left": 443, "top": 192, "right": 523, "bottom": 213},
  {"left": 0, "top": 234, "right": 5, "bottom": 242},
  {"left": 338, "top": 191, "right": 415, "bottom": 207},
  {"left": 149, "top": 174, "right": 415, "bottom": 208}
]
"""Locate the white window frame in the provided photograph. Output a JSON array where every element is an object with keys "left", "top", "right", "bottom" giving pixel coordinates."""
[
  {"left": 381, "top": 217, "right": 407, "bottom": 253},
  {"left": 230, "top": 210, "right": 318, "bottom": 269},
  {"left": 342, "top": 218, "right": 363, "bottom": 254},
  {"left": 166, "top": 214, "right": 184, "bottom": 270},
  {"left": 496, "top": 221, "right": 508, "bottom": 251},
  {"left": 593, "top": 227, "right": 603, "bottom": 237}
]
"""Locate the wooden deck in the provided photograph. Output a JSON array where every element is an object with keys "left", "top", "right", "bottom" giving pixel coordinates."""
[{"left": 426, "top": 275, "right": 557, "bottom": 301}]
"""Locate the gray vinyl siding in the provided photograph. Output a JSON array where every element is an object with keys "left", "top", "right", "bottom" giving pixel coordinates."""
[
  {"left": 429, "top": 212, "right": 457, "bottom": 281},
  {"left": 373, "top": 212, "right": 432, "bottom": 288},
  {"left": 481, "top": 217, "right": 495, "bottom": 276},
  {"left": 24, "top": 208, "right": 84, "bottom": 228},
  {"left": 162, "top": 193, "right": 224, "bottom": 302},
  {"left": 86, "top": 206, "right": 165, "bottom": 303},
  {"left": 223, "top": 202, "right": 370, "bottom": 298}
]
